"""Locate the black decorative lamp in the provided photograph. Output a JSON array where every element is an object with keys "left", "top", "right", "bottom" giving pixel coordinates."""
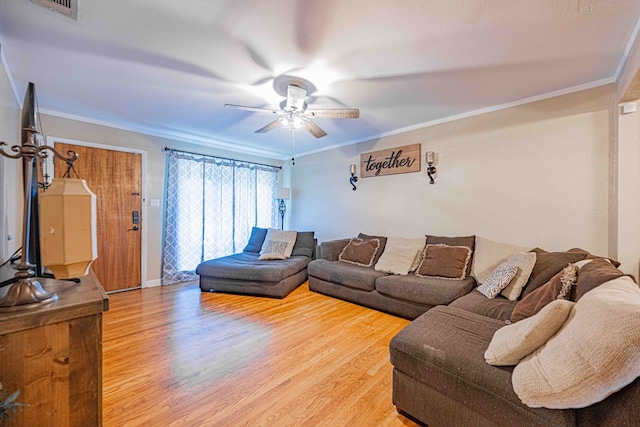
[
  {"left": 349, "top": 164, "right": 358, "bottom": 191},
  {"left": 426, "top": 151, "right": 437, "bottom": 184},
  {"left": 275, "top": 187, "right": 290, "bottom": 230}
]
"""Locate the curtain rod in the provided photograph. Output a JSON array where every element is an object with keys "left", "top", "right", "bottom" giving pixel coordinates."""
[{"left": 164, "top": 147, "right": 282, "bottom": 170}]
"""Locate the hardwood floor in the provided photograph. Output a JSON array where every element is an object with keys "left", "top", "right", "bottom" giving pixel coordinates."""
[{"left": 102, "top": 281, "right": 420, "bottom": 427}]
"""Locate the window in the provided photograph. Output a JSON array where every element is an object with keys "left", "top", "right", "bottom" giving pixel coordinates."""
[{"left": 161, "top": 149, "right": 280, "bottom": 285}]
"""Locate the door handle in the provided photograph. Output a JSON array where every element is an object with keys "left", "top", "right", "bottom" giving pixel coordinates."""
[{"left": 132, "top": 225, "right": 140, "bottom": 231}]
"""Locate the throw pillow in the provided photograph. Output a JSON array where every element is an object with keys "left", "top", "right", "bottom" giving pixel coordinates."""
[
  {"left": 485, "top": 299, "right": 574, "bottom": 366},
  {"left": 374, "top": 246, "right": 420, "bottom": 275},
  {"left": 572, "top": 257, "right": 628, "bottom": 302},
  {"left": 339, "top": 238, "right": 380, "bottom": 267},
  {"left": 567, "top": 247, "right": 621, "bottom": 267},
  {"left": 476, "top": 262, "right": 518, "bottom": 299},
  {"left": 291, "top": 231, "right": 315, "bottom": 258},
  {"left": 520, "top": 249, "right": 588, "bottom": 297},
  {"left": 512, "top": 276, "right": 640, "bottom": 409},
  {"left": 358, "top": 233, "right": 387, "bottom": 265},
  {"left": 243, "top": 227, "right": 267, "bottom": 253},
  {"left": 500, "top": 252, "right": 537, "bottom": 300},
  {"left": 471, "top": 237, "right": 533, "bottom": 284},
  {"left": 381, "top": 236, "right": 426, "bottom": 272},
  {"left": 415, "top": 244, "right": 471, "bottom": 280},
  {"left": 258, "top": 229, "right": 298, "bottom": 260},
  {"left": 510, "top": 264, "right": 578, "bottom": 323},
  {"left": 426, "top": 235, "right": 475, "bottom": 277}
]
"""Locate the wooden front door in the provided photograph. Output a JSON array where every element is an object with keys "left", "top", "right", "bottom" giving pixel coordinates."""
[{"left": 53, "top": 142, "right": 142, "bottom": 292}]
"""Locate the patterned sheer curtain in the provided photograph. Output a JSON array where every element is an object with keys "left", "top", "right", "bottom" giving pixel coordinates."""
[{"left": 162, "top": 149, "right": 280, "bottom": 285}]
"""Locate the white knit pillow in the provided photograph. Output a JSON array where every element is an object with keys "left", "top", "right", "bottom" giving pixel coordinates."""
[
  {"left": 374, "top": 247, "right": 420, "bottom": 275},
  {"left": 512, "top": 276, "right": 640, "bottom": 408},
  {"left": 485, "top": 299, "right": 574, "bottom": 366},
  {"left": 476, "top": 262, "right": 518, "bottom": 299}
]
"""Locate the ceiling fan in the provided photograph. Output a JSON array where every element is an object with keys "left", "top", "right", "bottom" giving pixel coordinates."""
[{"left": 224, "top": 82, "right": 359, "bottom": 138}]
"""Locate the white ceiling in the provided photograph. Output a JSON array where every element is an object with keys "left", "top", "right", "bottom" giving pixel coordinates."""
[{"left": 1, "top": 0, "right": 639, "bottom": 159}]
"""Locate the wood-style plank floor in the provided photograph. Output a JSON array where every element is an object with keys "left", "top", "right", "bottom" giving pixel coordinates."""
[{"left": 102, "top": 281, "right": 420, "bottom": 427}]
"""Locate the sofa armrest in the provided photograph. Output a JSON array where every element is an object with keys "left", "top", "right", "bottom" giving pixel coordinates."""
[{"left": 319, "top": 238, "right": 351, "bottom": 261}]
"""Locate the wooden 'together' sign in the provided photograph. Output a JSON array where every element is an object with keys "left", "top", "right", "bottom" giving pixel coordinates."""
[{"left": 360, "top": 144, "right": 421, "bottom": 178}]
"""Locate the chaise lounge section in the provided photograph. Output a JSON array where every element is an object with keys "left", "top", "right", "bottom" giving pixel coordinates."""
[{"left": 197, "top": 228, "right": 315, "bottom": 298}]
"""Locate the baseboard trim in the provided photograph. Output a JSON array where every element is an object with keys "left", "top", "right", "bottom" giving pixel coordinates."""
[{"left": 144, "top": 279, "right": 162, "bottom": 288}]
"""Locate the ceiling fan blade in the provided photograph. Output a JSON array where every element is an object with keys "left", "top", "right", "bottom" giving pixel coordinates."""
[
  {"left": 306, "top": 108, "right": 360, "bottom": 119},
  {"left": 304, "top": 120, "right": 328, "bottom": 138},
  {"left": 255, "top": 119, "right": 282, "bottom": 134},
  {"left": 225, "top": 104, "right": 281, "bottom": 114}
]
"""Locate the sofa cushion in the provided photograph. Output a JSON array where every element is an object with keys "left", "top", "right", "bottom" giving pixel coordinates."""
[
  {"left": 196, "top": 252, "right": 310, "bottom": 282},
  {"left": 375, "top": 275, "right": 475, "bottom": 307},
  {"left": 476, "top": 262, "right": 518, "bottom": 299},
  {"left": 471, "top": 237, "right": 533, "bottom": 284},
  {"left": 415, "top": 244, "right": 471, "bottom": 280},
  {"left": 426, "top": 234, "right": 475, "bottom": 277},
  {"left": 449, "top": 290, "right": 516, "bottom": 322},
  {"left": 339, "top": 238, "right": 380, "bottom": 267},
  {"left": 259, "top": 229, "right": 297, "bottom": 260},
  {"left": 307, "top": 259, "right": 387, "bottom": 291},
  {"left": 511, "top": 264, "right": 578, "bottom": 323},
  {"left": 513, "top": 276, "right": 640, "bottom": 409},
  {"left": 243, "top": 227, "right": 267, "bottom": 253},
  {"left": 521, "top": 249, "right": 587, "bottom": 297},
  {"left": 500, "top": 252, "right": 537, "bottom": 300},
  {"left": 485, "top": 299, "right": 574, "bottom": 366},
  {"left": 572, "top": 257, "right": 626, "bottom": 302},
  {"left": 291, "top": 231, "right": 315, "bottom": 258},
  {"left": 390, "top": 306, "right": 576, "bottom": 426}
]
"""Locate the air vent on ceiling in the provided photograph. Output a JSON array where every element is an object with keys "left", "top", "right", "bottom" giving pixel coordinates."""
[{"left": 30, "top": 0, "right": 77, "bottom": 20}]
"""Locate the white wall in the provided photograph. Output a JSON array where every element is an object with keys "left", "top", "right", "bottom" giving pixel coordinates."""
[
  {"left": 291, "top": 85, "right": 615, "bottom": 259},
  {"left": 0, "top": 47, "right": 20, "bottom": 263},
  {"left": 38, "top": 115, "right": 284, "bottom": 286}
]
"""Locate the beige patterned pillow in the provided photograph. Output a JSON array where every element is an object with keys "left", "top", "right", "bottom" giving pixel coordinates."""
[
  {"left": 258, "top": 229, "right": 298, "bottom": 260},
  {"left": 512, "top": 276, "right": 640, "bottom": 408},
  {"left": 476, "top": 262, "right": 518, "bottom": 299},
  {"left": 485, "top": 299, "right": 574, "bottom": 366}
]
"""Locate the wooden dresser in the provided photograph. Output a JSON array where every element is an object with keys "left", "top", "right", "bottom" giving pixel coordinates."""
[{"left": 0, "top": 272, "right": 109, "bottom": 426}]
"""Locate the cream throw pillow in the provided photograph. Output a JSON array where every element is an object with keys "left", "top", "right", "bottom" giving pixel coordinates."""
[
  {"left": 471, "top": 237, "right": 533, "bottom": 284},
  {"left": 374, "top": 246, "right": 420, "bottom": 275},
  {"left": 485, "top": 299, "right": 574, "bottom": 366},
  {"left": 500, "top": 252, "right": 537, "bottom": 300},
  {"left": 375, "top": 237, "right": 426, "bottom": 274},
  {"left": 512, "top": 276, "right": 640, "bottom": 409},
  {"left": 258, "top": 229, "right": 298, "bottom": 260}
]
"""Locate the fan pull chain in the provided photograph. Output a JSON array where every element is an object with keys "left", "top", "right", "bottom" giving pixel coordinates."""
[{"left": 291, "top": 130, "right": 296, "bottom": 166}]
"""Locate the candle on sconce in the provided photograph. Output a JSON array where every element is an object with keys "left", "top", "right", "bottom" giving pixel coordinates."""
[
  {"left": 426, "top": 151, "right": 435, "bottom": 164},
  {"left": 350, "top": 164, "right": 356, "bottom": 174}
]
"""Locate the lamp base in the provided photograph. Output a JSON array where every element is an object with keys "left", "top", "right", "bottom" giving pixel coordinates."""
[{"left": 0, "top": 277, "right": 57, "bottom": 308}]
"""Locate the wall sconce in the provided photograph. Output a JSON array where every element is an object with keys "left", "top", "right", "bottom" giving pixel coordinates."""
[
  {"left": 275, "top": 187, "right": 290, "bottom": 230},
  {"left": 349, "top": 164, "right": 358, "bottom": 191},
  {"left": 426, "top": 151, "right": 437, "bottom": 184}
]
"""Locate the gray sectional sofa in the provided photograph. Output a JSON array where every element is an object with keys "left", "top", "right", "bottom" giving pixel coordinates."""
[
  {"left": 307, "top": 235, "right": 640, "bottom": 427},
  {"left": 308, "top": 236, "right": 475, "bottom": 319},
  {"left": 196, "top": 228, "right": 315, "bottom": 298}
]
